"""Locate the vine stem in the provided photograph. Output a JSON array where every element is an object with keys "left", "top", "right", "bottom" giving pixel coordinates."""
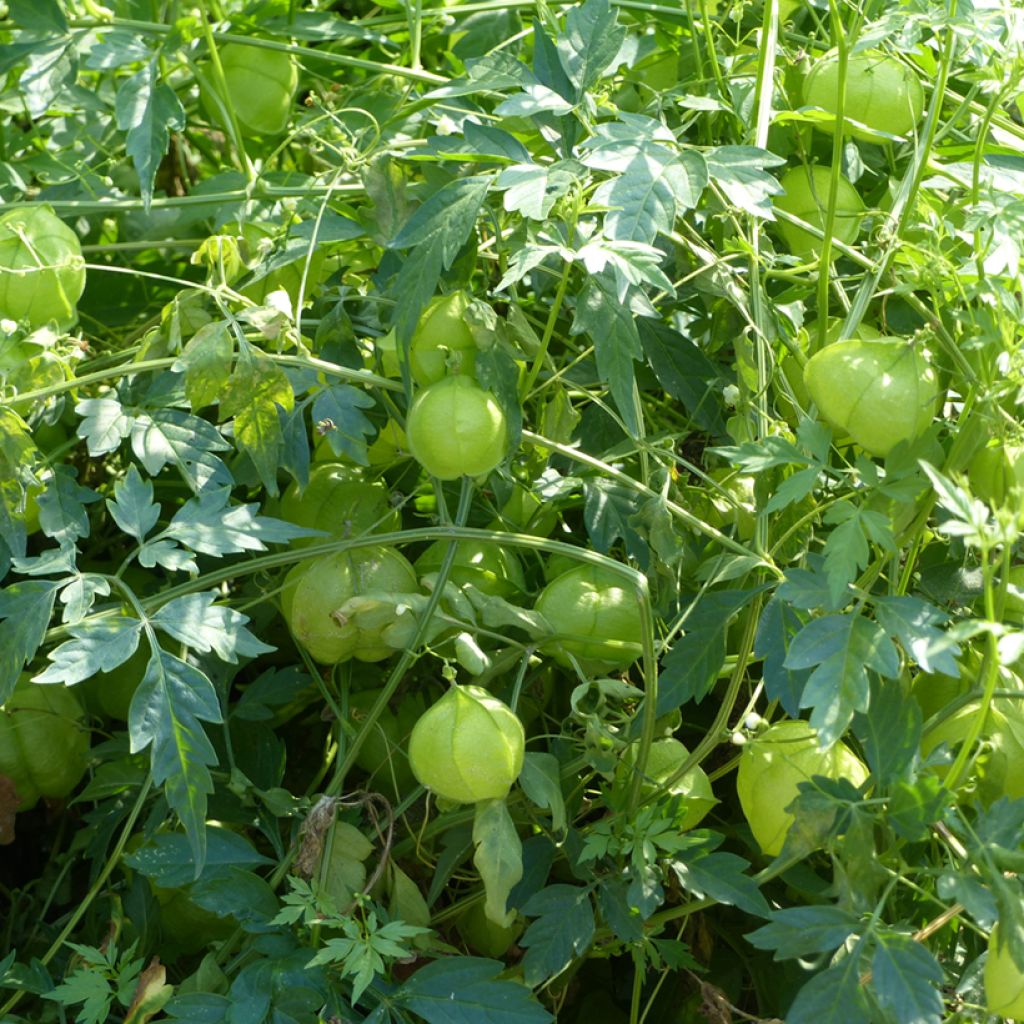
[
  {"left": 521, "top": 430, "right": 779, "bottom": 568},
  {"left": 519, "top": 260, "right": 572, "bottom": 403},
  {"left": 815, "top": 0, "right": 849, "bottom": 350},
  {"left": 840, "top": 0, "right": 959, "bottom": 337},
  {"left": 193, "top": 0, "right": 254, "bottom": 181},
  {"left": 945, "top": 543, "right": 1008, "bottom": 790}
]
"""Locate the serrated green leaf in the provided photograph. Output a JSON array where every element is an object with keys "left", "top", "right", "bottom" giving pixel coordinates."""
[
  {"left": 0, "top": 580, "right": 61, "bottom": 701},
  {"left": 556, "top": 0, "right": 625, "bottom": 94},
  {"left": 57, "top": 574, "right": 111, "bottom": 624},
  {"left": 19, "top": 38, "right": 77, "bottom": 119},
  {"left": 221, "top": 347, "right": 294, "bottom": 495},
  {"left": 473, "top": 798, "right": 523, "bottom": 928},
  {"left": 519, "top": 885, "right": 595, "bottom": 986},
  {"left": 76, "top": 397, "right": 134, "bottom": 456},
  {"left": 397, "top": 957, "right": 553, "bottom": 1024},
  {"left": 581, "top": 478, "right": 646, "bottom": 562},
  {"left": 518, "top": 753, "right": 566, "bottom": 832},
  {"left": 746, "top": 906, "right": 860, "bottom": 960},
  {"left": 34, "top": 616, "right": 141, "bottom": 686},
  {"left": 786, "top": 956, "right": 872, "bottom": 1024},
  {"left": 130, "top": 408, "right": 232, "bottom": 493},
  {"left": 787, "top": 614, "right": 900, "bottom": 746},
  {"left": 754, "top": 595, "right": 811, "bottom": 717},
  {"left": 165, "top": 489, "right": 311, "bottom": 557},
  {"left": 765, "top": 466, "right": 821, "bottom": 513},
  {"left": 672, "top": 851, "right": 770, "bottom": 918},
  {"left": 36, "top": 465, "right": 98, "bottom": 546},
  {"left": 594, "top": 150, "right": 707, "bottom": 243},
  {"left": 0, "top": 407, "right": 39, "bottom": 558},
  {"left": 129, "top": 651, "right": 223, "bottom": 873},
  {"left": 659, "top": 588, "right": 766, "bottom": 711},
  {"left": 311, "top": 384, "right": 375, "bottom": 465},
  {"left": 569, "top": 270, "right": 638, "bottom": 434},
  {"left": 873, "top": 596, "right": 961, "bottom": 677},
  {"left": 706, "top": 145, "right": 786, "bottom": 218},
  {"left": 388, "top": 175, "right": 491, "bottom": 346},
  {"left": 871, "top": 933, "right": 944, "bottom": 1024},
  {"left": 44, "top": 966, "right": 114, "bottom": 1024},
  {"left": 151, "top": 592, "right": 273, "bottom": 661},
  {"left": 106, "top": 464, "right": 160, "bottom": 541},
  {"left": 174, "top": 321, "right": 233, "bottom": 411},
  {"left": 496, "top": 161, "right": 581, "bottom": 220},
  {"left": 855, "top": 674, "right": 921, "bottom": 787},
  {"left": 638, "top": 320, "right": 728, "bottom": 437},
  {"left": 115, "top": 61, "right": 186, "bottom": 211}
]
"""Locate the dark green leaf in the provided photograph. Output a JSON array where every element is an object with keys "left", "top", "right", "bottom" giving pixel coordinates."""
[
  {"left": 778, "top": 565, "right": 849, "bottom": 612},
  {"left": 519, "top": 885, "right": 595, "bottom": 985},
  {"left": 311, "top": 385, "right": 375, "bottom": 466},
  {"left": 126, "top": 825, "right": 271, "bottom": 889},
  {"left": 787, "top": 614, "right": 900, "bottom": 746},
  {"left": 36, "top": 465, "right": 99, "bottom": 547},
  {"left": 164, "top": 994, "right": 233, "bottom": 1022},
  {"left": 388, "top": 175, "right": 491, "bottom": 345},
  {"left": 598, "top": 880, "right": 645, "bottom": 942},
  {"left": 427, "top": 823, "right": 474, "bottom": 907},
  {"left": 746, "top": 906, "right": 860, "bottom": 960},
  {"left": 765, "top": 466, "right": 821, "bottom": 514},
  {"left": 114, "top": 62, "right": 186, "bottom": 210},
  {"left": 519, "top": 752, "right": 566, "bottom": 832},
  {"left": 649, "top": 938, "right": 700, "bottom": 970},
  {"left": 870, "top": 932, "right": 943, "bottom": 1024},
  {"left": 10, "top": 0, "right": 68, "bottom": 34},
  {"left": 672, "top": 851, "right": 770, "bottom": 918},
  {"left": 129, "top": 652, "right": 223, "bottom": 873},
  {"left": 660, "top": 588, "right": 765, "bottom": 710},
  {"left": 821, "top": 503, "right": 895, "bottom": 605},
  {"left": 531, "top": 20, "right": 574, "bottom": 102},
  {"left": 572, "top": 272, "right": 643, "bottom": 436},
  {"left": 20, "top": 39, "right": 77, "bottom": 118},
  {"left": 581, "top": 479, "right": 646, "bottom": 564},
  {"left": 854, "top": 675, "right": 921, "bottom": 787},
  {"left": 873, "top": 596, "right": 961, "bottom": 677},
  {"left": 637, "top": 320, "right": 727, "bottom": 437},
  {"left": 887, "top": 775, "right": 948, "bottom": 842},
  {"left": 473, "top": 798, "right": 523, "bottom": 929},
  {"left": 464, "top": 122, "right": 531, "bottom": 163},
  {"left": 706, "top": 146, "right": 785, "bottom": 218},
  {"left": 755, "top": 595, "right": 811, "bottom": 717},
  {"left": 556, "top": 0, "right": 625, "bottom": 94},
  {"left": 786, "top": 957, "right": 872, "bottom": 1024},
  {"left": 396, "top": 958, "right": 553, "bottom": 1024},
  {"left": 191, "top": 867, "right": 279, "bottom": 933},
  {"left": 0, "top": 580, "right": 60, "bottom": 701}
]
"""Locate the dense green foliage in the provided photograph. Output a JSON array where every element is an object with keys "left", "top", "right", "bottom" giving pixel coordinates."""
[{"left": 1, "top": 0, "right": 1024, "bottom": 1021}]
